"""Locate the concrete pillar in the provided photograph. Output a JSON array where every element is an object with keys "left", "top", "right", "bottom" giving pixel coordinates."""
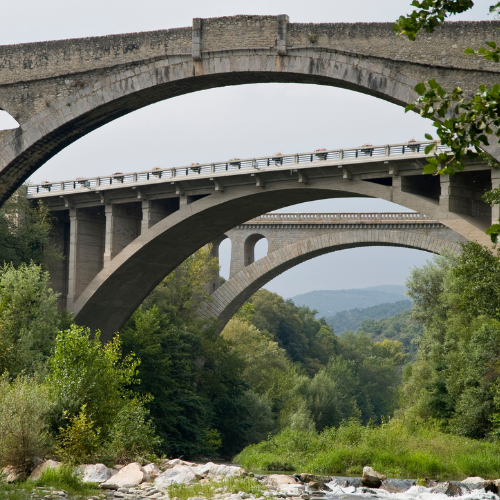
[
  {"left": 492, "top": 170, "right": 500, "bottom": 225},
  {"left": 104, "top": 203, "right": 142, "bottom": 263},
  {"left": 47, "top": 211, "right": 70, "bottom": 310},
  {"left": 141, "top": 198, "right": 179, "bottom": 231},
  {"left": 229, "top": 235, "right": 245, "bottom": 278},
  {"left": 67, "top": 207, "right": 105, "bottom": 304}
]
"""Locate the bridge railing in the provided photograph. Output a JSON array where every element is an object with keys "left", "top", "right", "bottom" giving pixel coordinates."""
[
  {"left": 247, "top": 212, "right": 431, "bottom": 222},
  {"left": 27, "top": 141, "right": 450, "bottom": 196}
]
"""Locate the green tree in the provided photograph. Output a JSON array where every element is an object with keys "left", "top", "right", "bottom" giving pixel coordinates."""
[{"left": 0, "top": 262, "right": 63, "bottom": 377}]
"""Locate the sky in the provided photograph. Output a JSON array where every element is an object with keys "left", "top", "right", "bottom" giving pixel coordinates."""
[{"left": 0, "top": 0, "right": 494, "bottom": 298}]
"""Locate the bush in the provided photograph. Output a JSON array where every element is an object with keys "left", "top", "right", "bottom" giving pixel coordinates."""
[{"left": 0, "top": 375, "right": 53, "bottom": 474}]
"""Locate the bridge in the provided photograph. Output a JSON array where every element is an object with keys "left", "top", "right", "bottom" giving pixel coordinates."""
[
  {"left": 1, "top": 15, "right": 500, "bottom": 207},
  {"left": 200, "top": 212, "right": 465, "bottom": 329},
  {"left": 26, "top": 140, "right": 480, "bottom": 339}
]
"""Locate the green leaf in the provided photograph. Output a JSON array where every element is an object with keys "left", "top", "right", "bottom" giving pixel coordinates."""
[
  {"left": 423, "top": 163, "right": 437, "bottom": 174},
  {"left": 486, "top": 224, "right": 500, "bottom": 235},
  {"left": 464, "top": 48, "right": 475, "bottom": 55},
  {"left": 405, "top": 104, "right": 416, "bottom": 112},
  {"left": 415, "top": 82, "right": 427, "bottom": 95},
  {"left": 424, "top": 133, "right": 433, "bottom": 140}
]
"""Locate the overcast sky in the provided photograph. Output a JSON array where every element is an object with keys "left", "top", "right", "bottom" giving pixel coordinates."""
[{"left": 0, "top": 1, "right": 494, "bottom": 298}]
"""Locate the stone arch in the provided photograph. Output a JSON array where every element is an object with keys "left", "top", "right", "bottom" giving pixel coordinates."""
[
  {"left": 69, "top": 177, "right": 482, "bottom": 341},
  {"left": 1, "top": 28, "right": 499, "bottom": 204},
  {"left": 244, "top": 233, "right": 267, "bottom": 267},
  {"left": 199, "top": 230, "right": 462, "bottom": 331}
]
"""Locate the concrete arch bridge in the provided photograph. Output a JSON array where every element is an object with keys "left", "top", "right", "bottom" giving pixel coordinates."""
[
  {"left": 200, "top": 212, "right": 465, "bottom": 330},
  {"left": 2, "top": 14, "right": 500, "bottom": 205},
  {"left": 29, "top": 141, "right": 493, "bottom": 340}
]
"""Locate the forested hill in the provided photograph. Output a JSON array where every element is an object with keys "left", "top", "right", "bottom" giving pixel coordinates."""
[
  {"left": 291, "top": 285, "right": 407, "bottom": 317},
  {"left": 325, "top": 300, "right": 413, "bottom": 334}
]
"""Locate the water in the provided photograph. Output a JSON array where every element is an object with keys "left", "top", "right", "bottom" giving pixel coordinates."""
[{"left": 324, "top": 481, "right": 499, "bottom": 500}]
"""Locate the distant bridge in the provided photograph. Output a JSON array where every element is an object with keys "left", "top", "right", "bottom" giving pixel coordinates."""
[{"left": 199, "top": 212, "right": 464, "bottom": 330}]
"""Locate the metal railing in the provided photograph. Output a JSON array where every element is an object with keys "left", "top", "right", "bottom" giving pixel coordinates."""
[
  {"left": 27, "top": 141, "right": 448, "bottom": 196},
  {"left": 247, "top": 212, "right": 431, "bottom": 223}
]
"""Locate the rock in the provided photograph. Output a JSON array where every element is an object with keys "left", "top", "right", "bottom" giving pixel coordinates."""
[
  {"left": 265, "top": 475, "right": 298, "bottom": 488},
  {"left": 308, "top": 482, "right": 322, "bottom": 491},
  {"left": 361, "top": 467, "right": 386, "bottom": 488},
  {"left": 100, "top": 462, "right": 149, "bottom": 490},
  {"left": 143, "top": 464, "right": 162, "bottom": 481},
  {"left": 77, "top": 464, "right": 115, "bottom": 484},
  {"left": 29, "top": 460, "right": 62, "bottom": 481},
  {"left": 299, "top": 474, "right": 316, "bottom": 483},
  {"left": 430, "top": 481, "right": 462, "bottom": 497},
  {"left": 460, "top": 477, "right": 496, "bottom": 492},
  {"left": 206, "top": 463, "right": 245, "bottom": 477},
  {"left": 462, "top": 476, "right": 486, "bottom": 484},
  {"left": 154, "top": 465, "right": 196, "bottom": 489},
  {"left": 2, "top": 465, "right": 23, "bottom": 483},
  {"left": 380, "top": 479, "right": 416, "bottom": 493},
  {"left": 32, "top": 457, "right": 45, "bottom": 469}
]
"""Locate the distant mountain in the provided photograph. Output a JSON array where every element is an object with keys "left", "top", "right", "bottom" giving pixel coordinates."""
[
  {"left": 325, "top": 300, "right": 413, "bottom": 334},
  {"left": 291, "top": 285, "right": 407, "bottom": 317}
]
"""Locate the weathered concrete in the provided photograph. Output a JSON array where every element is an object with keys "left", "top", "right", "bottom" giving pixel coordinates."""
[
  {"left": 1, "top": 15, "right": 500, "bottom": 204},
  {"left": 199, "top": 213, "right": 464, "bottom": 330}
]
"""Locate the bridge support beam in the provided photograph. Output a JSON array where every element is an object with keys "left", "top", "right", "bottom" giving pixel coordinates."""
[
  {"left": 104, "top": 204, "right": 142, "bottom": 263},
  {"left": 67, "top": 207, "right": 105, "bottom": 304},
  {"left": 141, "top": 198, "right": 179, "bottom": 231}
]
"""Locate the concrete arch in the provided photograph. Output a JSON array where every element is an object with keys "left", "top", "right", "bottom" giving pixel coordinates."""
[
  {"left": 0, "top": 16, "right": 499, "bottom": 203},
  {"left": 70, "top": 176, "right": 485, "bottom": 341},
  {"left": 199, "top": 230, "right": 461, "bottom": 330}
]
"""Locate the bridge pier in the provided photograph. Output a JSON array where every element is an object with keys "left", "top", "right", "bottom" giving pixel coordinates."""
[
  {"left": 67, "top": 207, "right": 105, "bottom": 304},
  {"left": 492, "top": 171, "right": 500, "bottom": 225},
  {"left": 103, "top": 204, "right": 142, "bottom": 263}
]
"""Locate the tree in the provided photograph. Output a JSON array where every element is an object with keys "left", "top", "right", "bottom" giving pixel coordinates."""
[
  {"left": 0, "top": 262, "right": 64, "bottom": 378},
  {"left": 396, "top": 1, "right": 500, "bottom": 240}
]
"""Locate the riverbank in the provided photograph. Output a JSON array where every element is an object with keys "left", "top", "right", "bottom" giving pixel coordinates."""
[{"left": 235, "top": 420, "right": 500, "bottom": 479}]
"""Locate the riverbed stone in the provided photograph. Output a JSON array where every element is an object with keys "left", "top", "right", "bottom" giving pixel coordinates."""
[
  {"left": 29, "top": 460, "right": 62, "bottom": 481},
  {"left": 430, "top": 481, "right": 462, "bottom": 496},
  {"left": 361, "top": 467, "right": 386, "bottom": 488},
  {"left": 101, "top": 463, "right": 149, "bottom": 490},
  {"left": 78, "top": 464, "right": 115, "bottom": 483},
  {"left": 143, "top": 464, "right": 162, "bottom": 481},
  {"left": 380, "top": 479, "right": 416, "bottom": 493},
  {"left": 266, "top": 475, "right": 298, "bottom": 488},
  {"left": 154, "top": 464, "right": 196, "bottom": 489}
]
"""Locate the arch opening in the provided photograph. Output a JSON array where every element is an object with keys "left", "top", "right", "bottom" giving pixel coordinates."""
[
  {"left": 244, "top": 234, "right": 267, "bottom": 267},
  {"left": 0, "top": 110, "right": 20, "bottom": 130}
]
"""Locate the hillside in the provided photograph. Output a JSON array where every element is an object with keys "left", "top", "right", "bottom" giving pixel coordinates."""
[
  {"left": 291, "top": 285, "right": 407, "bottom": 317},
  {"left": 325, "top": 300, "right": 412, "bottom": 334}
]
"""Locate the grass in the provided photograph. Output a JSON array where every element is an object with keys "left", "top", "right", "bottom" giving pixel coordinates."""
[
  {"left": 168, "top": 476, "right": 265, "bottom": 500},
  {"left": 234, "top": 418, "right": 500, "bottom": 480},
  {"left": 0, "top": 464, "right": 100, "bottom": 500}
]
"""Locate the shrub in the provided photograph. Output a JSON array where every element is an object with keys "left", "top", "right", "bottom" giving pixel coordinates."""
[
  {"left": 32, "top": 464, "right": 99, "bottom": 496},
  {"left": 0, "top": 375, "right": 53, "bottom": 474}
]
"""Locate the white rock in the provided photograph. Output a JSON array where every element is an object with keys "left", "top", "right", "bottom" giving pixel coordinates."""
[
  {"left": 29, "top": 460, "right": 61, "bottom": 481},
  {"left": 361, "top": 466, "right": 386, "bottom": 488},
  {"left": 100, "top": 462, "right": 149, "bottom": 490},
  {"left": 2, "top": 466, "right": 21, "bottom": 483},
  {"left": 77, "top": 463, "right": 116, "bottom": 483},
  {"left": 155, "top": 464, "right": 196, "bottom": 490},
  {"left": 143, "top": 464, "right": 162, "bottom": 481},
  {"left": 265, "top": 475, "right": 298, "bottom": 488},
  {"left": 206, "top": 463, "right": 245, "bottom": 477},
  {"left": 462, "top": 477, "right": 486, "bottom": 484}
]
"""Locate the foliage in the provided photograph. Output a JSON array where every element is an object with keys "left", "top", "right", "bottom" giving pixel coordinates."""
[
  {"left": 400, "top": 243, "right": 500, "bottom": 438},
  {"left": 0, "top": 375, "right": 53, "bottom": 474},
  {"left": 0, "top": 263, "right": 62, "bottom": 378},
  {"left": 357, "top": 309, "right": 424, "bottom": 360},
  {"left": 47, "top": 325, "right": 158, "bottom": 462},
  {"left": 326, "top": 300, "right": 413, "bottom": 335},
  {"left": 248, "top": 290, "right": 337, "bottom": 375},
  {"left": 396, "top": 1, "right": 500, "bottom": 240},
  {"left": 32, "top": 464, "right": 99, "bottom": 497},
  {"left": 167, "top": 476, "right": 264, "bottom": 500},
  {"left": 235, "top": 418, "right": 500, "bottom": 479},
  {"left": 0, "top": 187, "right": 60, "bottom": 269}
]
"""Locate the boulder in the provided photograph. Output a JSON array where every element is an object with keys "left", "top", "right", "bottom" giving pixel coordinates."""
[
  {"left": 265, "top": 474, "right": 298, "bottom": 488},
  {"left": 2, "top": 466, "right": 22, "bottom": 483},
  {"left": 361, "top": 467, "right": 386, "bottom": 488},
  {"left": 29, "top": 460, "right": 61, "bottom": 481},
  {"left": 100, "top": 462, "right": 149, "bottom": 490},
  {"left": 206, "top": 463, "right": 245, "bottom": 477},
  {"left": 430, "top": 481, "right": 462, "bottom": 497},
  {"left": 77, "top": 463, "right": 115, "bottom": 483},
  {"left": 143, "top": 463, "right": 161, "bottom": 481},
  {"left": 380, "top": 479, "right": 416, "bottom": 493},
  {"left": 154, "top": 465, "right": 197, "bottom": 490}
]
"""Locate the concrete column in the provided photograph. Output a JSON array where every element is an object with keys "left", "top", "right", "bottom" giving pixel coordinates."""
[
  {"left": 67, "top": 207, "right": 105, "bottom": 304},
  {"left": 141, "top": 198, "right": 179, "bottom": 231},
  {"left": 439, "top": 174, "right": 452, "bottom": 210},
  {"left": 104, "top": 203, "right": 142, "bottom": 263},
  {"left": 229, "top": 235, "right": 245, "bottom": 278},
  {"left": 47, "top": 211, "right": 70, "bottom": 310},
  {"left": 492, "top": 170, "right": 500, "bottom": 225}
]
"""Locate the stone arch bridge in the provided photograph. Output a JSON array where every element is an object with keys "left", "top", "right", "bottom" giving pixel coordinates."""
[
  {"left": 1, "top": 14, "right": 500, "bottom": 206},
  {"left": 200, "top": 211, "right": 465, "bottom": 330}
]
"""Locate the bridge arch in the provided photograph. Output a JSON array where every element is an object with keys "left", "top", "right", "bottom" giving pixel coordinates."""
[
  {"left": 68, "top": 177, "right": 482, "bottom": 341},
  {"left": 0, "top": 16, "right": 499, "bottom": 203},
  {"left": 244, "top": 233, "right": 267, "bottom": 267},
  {"left": 199, "top": 230, "right": 461, "bottom": 330}
]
